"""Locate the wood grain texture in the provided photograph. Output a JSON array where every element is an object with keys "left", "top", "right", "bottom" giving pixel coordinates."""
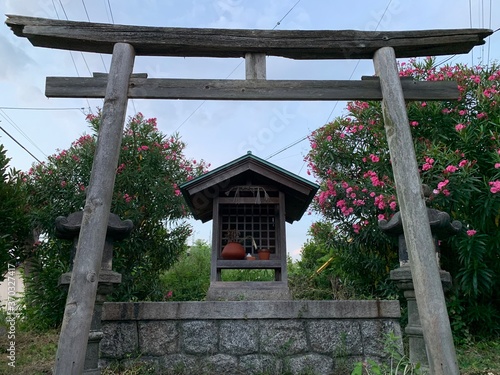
[
  {"left": 53, "top": 43, "right": 135, "bottom": 375},
  {"left": 45, "top": 76, "right": 459, "bottom": 100},
  {"left": 6, "top": 15, "right": 492, "bottom": 59},
  {"left": 373, "top": 47, "right": 459, "bottom": 375}
]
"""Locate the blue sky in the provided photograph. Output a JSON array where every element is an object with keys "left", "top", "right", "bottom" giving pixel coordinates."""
[{"left": 1, "top": 0, "right": 499, "bottom": 259}]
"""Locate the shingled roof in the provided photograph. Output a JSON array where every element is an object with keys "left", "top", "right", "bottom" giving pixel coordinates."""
[{"left": 180, "top": 152, "right": 319, "bottom": 224}]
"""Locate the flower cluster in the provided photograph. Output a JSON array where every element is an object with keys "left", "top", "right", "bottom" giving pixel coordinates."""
[{"left": 306, "top": 58, "right": 500, "bottom": 310}]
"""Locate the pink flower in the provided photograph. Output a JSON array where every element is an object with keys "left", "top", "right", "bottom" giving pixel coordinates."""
[
  {"left": 353, "top": 223, "right": 361, "bottom": 234},
  {"left": 326, "top": 135, "right": 332, "bottom": 141},
  {"left": 437, "top": 179, "right": 449, "bottom": 190},
  {"left": 458, "top": 109, "right": 467, "bottom": 116},
  {"left": 489, "top": 180, "right": 500, "bottom": 193},
  {"left": 495, "top": 163, "right": 500, "bottom": 169},
  {"left": 421, "top": 102, "right": 427, "bottom": 107},
  {"left": 336, "top": 199, "right": 345, "bottom": 208},
  {"left": 423, "top": 157, "right": 435, "bottom": 170},
  {"left": 466, "top": 229, "right": 476, "bottom": 236},
  {"left": 455, "top": 123, "right": 466, "bottom": 131},
  {"left": 444, "top": 165, "right": 458, "bottom": 174},
  {"left": 389, "top": 201, "right": 397, "bottom": 211},
  {"left": 369, "top": 154, "right": 380, "bottom": 163},
  {"left": 410, "top": 121, "right": 419, "bottom": 127},
  {"left": 61, "top": 180, "right": 67, "bottom": 188},
  {"left": 458, "top": 160, "right": 468, "bottom": 168},
  {"left": 318, "top": 191, "right": 329, "bottom": 206},
  {"left": 123, "top": 193, "right": 133, "bottom": 203},
  {"left": 476, "top": 112, "right": 487, "bottom": 119},
  {"left": 374, "top": 194, "right": 386, "bottom": 210},
  {"left": 377, "top": 214, "right": 385, "bottom": 221},
  {"left": 353, "top": 199, "right": 365, "bottom": 206},
  {"left": 422, "top": 163, "right": 433, "bottom": 171}
]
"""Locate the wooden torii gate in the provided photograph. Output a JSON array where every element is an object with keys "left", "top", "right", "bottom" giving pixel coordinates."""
[{"left": 6, "top": 15, "right": 491, "bottom": 375}]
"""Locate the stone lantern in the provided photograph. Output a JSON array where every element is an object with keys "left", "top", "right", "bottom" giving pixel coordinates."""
[
  {"left": 56, "top": 211, "right": 133, "bottom": 375},
  {"left": 379, "top": 188, "right": 461, "bottom": 368},
  {"left": 180, "top": 152, "right": 318, "bottom": 301}
]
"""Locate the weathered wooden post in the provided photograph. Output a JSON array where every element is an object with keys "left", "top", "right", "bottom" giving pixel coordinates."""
[
  {"left": 379, "top": 188, "right": 462, "bottom": 369},
  {"left": 373, "top": 47, "right": 459, "bottom": 374},
  {"left": 54, "top": 42, "right": 135, "bottom": 375}
]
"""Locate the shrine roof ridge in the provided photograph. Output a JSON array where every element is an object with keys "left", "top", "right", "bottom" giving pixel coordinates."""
[{"left": 180, "top": 151, "right": 319, "bottom": 192}]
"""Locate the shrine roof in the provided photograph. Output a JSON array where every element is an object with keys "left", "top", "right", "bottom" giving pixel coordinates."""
[{"left": 180, "top": 152, "right": 319, "bottom": 224}]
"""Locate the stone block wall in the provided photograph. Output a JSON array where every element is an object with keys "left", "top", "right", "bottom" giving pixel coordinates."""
[{"left": 100, "top": 300, "right": 402, "bottom": 375}]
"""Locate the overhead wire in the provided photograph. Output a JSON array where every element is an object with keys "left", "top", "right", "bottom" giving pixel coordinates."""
[
  {"left": 107, "top": 0, "right": 115, "bottom": 24},
  {"left": 0, "top": 124, "right": 42, "bottom": 164},
  {"left": 81, "top": 0, "right": 108, "bottom": 73},
  {"left": 0, "top": 110, "right": 48, "bottom": 159},
  {"left": 487, "top": 0, "right": 492, "bottom": 66},
  {"left": 101, "top": 0, "right": 137, "bottom": 114},
  {"left": 0, "top": 107, "right": 85, "bottom": 112},
  {"left": 53, "top": 0, "right": 92, "bottom": 112},
  {"left": 469, "top": 0, "right": 474, "bottom": 65},
  {"left": 266, "top": 0, "right": 394, "bottom": 162},
  {"left": 175, "top": 1, "right": 302, "bottom": 132}
]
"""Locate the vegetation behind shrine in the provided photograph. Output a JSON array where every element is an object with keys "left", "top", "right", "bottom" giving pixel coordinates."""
[{"left": 1, "top": 60, "right": 499, "bottom": 347}]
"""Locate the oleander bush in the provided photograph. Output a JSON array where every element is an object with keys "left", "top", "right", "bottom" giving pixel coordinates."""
[
  {"left": 20, "top": 112, "right": 208, "bottom": 329},
  {"left": 305, "top": 58, "right": 500, "bottom": 338}
]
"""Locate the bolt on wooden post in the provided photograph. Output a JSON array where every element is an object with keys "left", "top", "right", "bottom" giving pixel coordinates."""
[
  {"left": 373, "top": 46, "right": 459, "bottom": 375},
  {"left": 54, "top": 43, "right": 135, "bottom": 375}
]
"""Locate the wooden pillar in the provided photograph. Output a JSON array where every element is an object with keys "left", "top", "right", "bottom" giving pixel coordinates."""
[
  {"left": 373, "top": 47, "right": 459, "bottom": 375},
  {"left": 54, "top": 42, "right": 135, "bottom": 375},
  {"left": 245, "top": 53, "right": 266, "bottom": 80}
]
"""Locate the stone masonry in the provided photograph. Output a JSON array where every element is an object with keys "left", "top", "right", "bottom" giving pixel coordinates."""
[{"left": 100, "top": 300, "right": 402, "bottom": 375}]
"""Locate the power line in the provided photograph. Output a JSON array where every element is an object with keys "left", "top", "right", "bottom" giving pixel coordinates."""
[
  {"left": 175, "top": 1, "right": 302, "bottom": 132},
  {"left": 267, "top": 0, "right": 394, "bottom": 163},
  {"left": 469, "top": 0, "right": 474, "bottom": 65},
  {"left": 107, "top": 0, "right": 115, "bottom": 24},
  {"left": 487, "top": 0, "right": 492, "bottom": 66},
  {"left": 0, "top": 123, "right": 42, "bottom": 164},
  {"left": 266, "top": 136, "right": 308, "bottom": 160},
  {"left": 0, "top": 107, "right": 85, "bottom": 111},
  {"left": 273, "top": 0, "right": 301, "bottom": 30},
  {"left": 81, "top": 0, "right": 108, "bottom": 73},
  {"left": 100, "top": 0, "right": 137, "bottom": 114},
  {"left": 0, "top": 110, "right": 48, "bottom": 158},
  {"left": 51, "top": 1, "right": 92, "bottom": 112}
]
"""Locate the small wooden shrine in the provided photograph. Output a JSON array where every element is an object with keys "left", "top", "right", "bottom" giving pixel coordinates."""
[{"left": 180, "top": 151, "right": 318, "bottom": 300}]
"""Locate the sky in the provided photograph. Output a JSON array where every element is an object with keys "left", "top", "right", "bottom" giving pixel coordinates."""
[{"left": 1, "top": 0, "right": 499, "bottom": 260}]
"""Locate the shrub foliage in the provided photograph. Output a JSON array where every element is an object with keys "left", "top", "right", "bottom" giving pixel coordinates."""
[
  {"left": 21, "top": 112, "right": 207, "bottom": 329},
  {"left": 305, "top": 58, "right": 500, "bottom": 337}
]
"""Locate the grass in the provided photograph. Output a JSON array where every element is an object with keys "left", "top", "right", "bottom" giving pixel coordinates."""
[
  {"left": 457, "top": 340, "right": 500, "bottom": 375},
  {"left": 0, "top": 327, "right": 498, "bottom": 374},
  {"left": 0, "top": 328, "right": 58, "bottom": 374}
]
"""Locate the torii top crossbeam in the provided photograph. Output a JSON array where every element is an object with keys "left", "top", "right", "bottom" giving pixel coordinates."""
[
  {"left": 6, "top": 15, "right": 491, "bottom": 58},
  {"left": 6, "top": 14, "right": 492, "bottom": 375}
]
